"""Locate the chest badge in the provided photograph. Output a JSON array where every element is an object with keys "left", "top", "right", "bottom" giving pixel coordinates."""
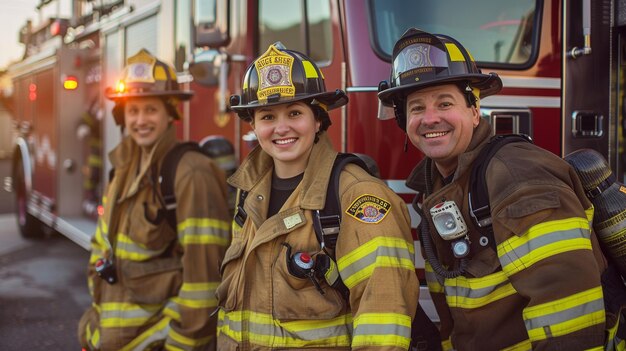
[
  {"left": 346, "top": 194, "right": 391, "bottom": 224},
  {"left": 283, "top": 213, "right": 303, "bottom": 229}
]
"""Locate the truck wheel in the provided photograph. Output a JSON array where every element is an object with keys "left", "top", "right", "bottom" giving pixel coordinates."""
[{"left": 13, "top": 158, "right": 44, "bottom": 239}]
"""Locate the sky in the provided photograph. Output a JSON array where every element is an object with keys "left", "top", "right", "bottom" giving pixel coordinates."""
[{"left": 0, "top": 0, "right": 73, "bottom": 70}]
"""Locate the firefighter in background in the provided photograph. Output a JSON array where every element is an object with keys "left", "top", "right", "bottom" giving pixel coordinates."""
[
  {"left": 218, "top": 43, "right": 419, "bottom": 350},
  {"left": 77, "top": 49, "right": 230, "bottom": 351},
  {"left": 76, "top": 98, "right": 103, "bottom": 218},
  {"left": 378, "top": 28, "right": 608, "bottom": 350}
]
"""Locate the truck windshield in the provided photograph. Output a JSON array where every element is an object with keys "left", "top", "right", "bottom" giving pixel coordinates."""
[{"left": 369, "top": 0, "right": 538, "bottom": 67}]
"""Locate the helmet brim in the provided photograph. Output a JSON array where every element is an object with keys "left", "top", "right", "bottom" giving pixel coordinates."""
[
  {"left": 106, "top": 90, "right": 194, "bottom": 101},
  {"left": 231, "top": 89, "right": 348, "bottom": 119},
  {"left": 378, "top": 73, "right": 502, "bottom": 104}
]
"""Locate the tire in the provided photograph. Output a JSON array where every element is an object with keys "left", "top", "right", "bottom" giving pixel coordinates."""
[{"left": 13, "top": 157, "right": 44, "bottom": 239}]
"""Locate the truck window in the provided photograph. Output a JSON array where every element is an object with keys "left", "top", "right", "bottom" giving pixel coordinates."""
[
  {"left": 258, "top": 0, "right": 332, "bottom": 64},
  {"left": 369, "top": 0, "right": 538, "bottom": 67},
  {"left": 126, "top": 15, "right": 158, "bottom": 59},
  {"left": 175, "top": 0, "right": 193, "bottom": 72}
]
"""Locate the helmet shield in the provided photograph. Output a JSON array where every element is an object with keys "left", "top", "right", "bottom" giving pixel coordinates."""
[
  {"left": 231, "top": 43, "right": 348, "bottom": 121},
  {"left": 378, "top": 28, "right": 502, "bottom": 131}
]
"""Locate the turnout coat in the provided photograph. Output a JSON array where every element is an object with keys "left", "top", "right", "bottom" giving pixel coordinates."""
[
  {"left": 79, "top": 126, "right": 231, "bottom": 351},
  {"left": 217, "top": 133, "right": 419, "bottom": 350},
  {"left": 408, "top": 120, "right": 608, "bottom": 350}
]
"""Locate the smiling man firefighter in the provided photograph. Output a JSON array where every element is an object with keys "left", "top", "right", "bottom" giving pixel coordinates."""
[
  {"left": 77, "top": 49, "right": 230, "bottom": 351},
  {"left": 379, "top": 28, "right": 609, "bottom": 350}
]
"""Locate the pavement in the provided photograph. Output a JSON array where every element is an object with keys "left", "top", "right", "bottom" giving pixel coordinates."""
[
  {"left": 0, "top": 214, "right": 27, "bottom": 256},
  {"left": 0, "top": 213, "right": 91, "bottom": 350}
]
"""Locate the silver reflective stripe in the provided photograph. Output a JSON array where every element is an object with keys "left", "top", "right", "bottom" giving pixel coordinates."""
[
  {"left": 524, "top": 298, "right": 604, "bottom": 331},
  {"left": 498, "top": 228, "right": 590, "bottom": 268}
]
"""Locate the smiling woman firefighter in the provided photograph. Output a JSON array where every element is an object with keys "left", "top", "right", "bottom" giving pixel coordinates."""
[
  {"left": 77, "top": 49, "right": 231, "bottom": 351},
  {"left": 216, "top": 43, "right": 419, "bottom": 350}
]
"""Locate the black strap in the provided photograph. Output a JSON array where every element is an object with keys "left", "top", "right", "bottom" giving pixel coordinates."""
[
  {"left": 469, "top": 134, "right": 532, "bottom": 239},
  {"left": 159, "top": 142, "right": 205, "bottom": 231},
  {"left": 313, "top": 153, "right": 370, "bottom": 252}
]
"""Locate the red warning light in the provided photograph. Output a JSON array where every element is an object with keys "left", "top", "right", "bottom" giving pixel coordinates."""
[
  {"left": 28, "top": 83, "right": 37, "bottom": 101},
  {"left": 50, "top": 21, "right": 61, "bottom": 36}
]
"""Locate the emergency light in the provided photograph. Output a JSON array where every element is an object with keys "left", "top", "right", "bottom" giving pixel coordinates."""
[{"left": 63, "top": 76, "right": 78, "bottom": 90}]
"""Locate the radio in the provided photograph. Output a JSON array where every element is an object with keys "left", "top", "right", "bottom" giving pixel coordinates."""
[{"left": 430, "top": 201, "right": 471, "bottom": 258}]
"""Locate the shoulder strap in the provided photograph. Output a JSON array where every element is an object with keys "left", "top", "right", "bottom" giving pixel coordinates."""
[
  {"left": 469, "top": 134, "right": 533, "bottom": 230},
  {"left": 160, "top": 142, "right": 205, "bottom": 231},
  {"left": 313, "top": 153, "right": 370, "bottom": 253},
  {"left": 232, "top": 153, "right": 372, "bottom": 239}
]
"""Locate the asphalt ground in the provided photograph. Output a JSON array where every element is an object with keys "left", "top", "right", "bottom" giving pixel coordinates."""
[{"left": 0, "top": 214, "right": 91, "bottom": 350}]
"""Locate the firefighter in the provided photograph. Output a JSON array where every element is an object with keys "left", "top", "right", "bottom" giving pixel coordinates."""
[
  {"left": 77, "top": 49, "right": 230, "bottom": 351},
  {"left": 378, "top": 28, "right": 608, "bottom": 350},
  {"left": 219, "top": 43, "right": 419, "bottom": 350}
]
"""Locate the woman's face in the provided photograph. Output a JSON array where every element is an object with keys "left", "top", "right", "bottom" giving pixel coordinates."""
[
  {"left": 252, "top": 102, "right": 320, "bottom": 178},
  {"left": 124, "top": 97, "right": 172, "bottom": 151}
]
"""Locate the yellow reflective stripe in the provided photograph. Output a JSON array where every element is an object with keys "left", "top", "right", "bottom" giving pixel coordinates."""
[
  {"left": 168, "top": 326, "right": 213, "bottom": 349},
  {"left": 174, "top": 281, "right": 219, "bottom": 308},
  {"left": 500, "top": 338, "right": 531, "bottom": 351},
  {"left": 442, "top": 338, "right": 453, "bottom": 350},
  {"left": 425, "top": 262, "right": 444, "bottom": 293},
  {"left": 116, "top": 232, "right": 166, "bottom": 260},
  {"left": 100, "top": 302, "right": 162, "bottom": 328},
  {"left": 524, "top": 286, "right": 605, "bottom": 341},
  {"left": 498, "top": 217, "right": 592, "bottom": 275},
  {"left": 163, "top": 300, "right": 181, "bottom": 321},
  {"left": 302, "top": 60, "right": 319, "bottom": 78},
  {"left": 86, "top": 323, "right": 101, "bottom": 349},
  {"left": 585, "top": 206, "right": 594, "bottom": 222},
  {"left": 178, "top": 217, "right": 230, "bottom": 246},
  {"left": 445, "top": 43, "right": 465, "bottom": 61},
  {"left": 87, "top": 154, "right": 102, "bottom": 166},
  {"left": 338, "top": 236, "right": 415, "bottom": 288},
  {"left": 444, "top": 272, "right": 516, "bottom": 309},
  {"left": 352, "top": 313, "right": 411, "bottom": 348},
  {"left": 119, "top": 316, "right": 171, "bottom": 351},
  {"left": 218, "top": 309, "right": 352, "bottom": 347}
]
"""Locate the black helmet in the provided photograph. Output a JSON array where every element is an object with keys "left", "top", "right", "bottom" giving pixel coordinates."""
[
  {"left": 230, "top": 43, "right": 348, "bottom": 122},
  {"left": 378, "top": 28, "right": 502, "bottom": 131},
  {"left": 106, "top": 49, "right": 193, "bottom": 125}
]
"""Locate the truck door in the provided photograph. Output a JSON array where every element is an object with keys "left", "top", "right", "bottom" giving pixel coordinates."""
[{"left": 563, "top": 0, "right": 613, "bottom": 168}]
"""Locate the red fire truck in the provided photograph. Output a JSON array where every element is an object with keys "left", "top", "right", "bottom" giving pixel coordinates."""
[{"left": 4, "top": 0, "right": 625, "bottom": 321}]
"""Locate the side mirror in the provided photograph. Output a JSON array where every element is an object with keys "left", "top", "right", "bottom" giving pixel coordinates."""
[
  {"left": 194, "top": 0, "right": 230, "bottom": 48},
  {"left": 188, "top": 49, "right": 222, "bottom": 87}
]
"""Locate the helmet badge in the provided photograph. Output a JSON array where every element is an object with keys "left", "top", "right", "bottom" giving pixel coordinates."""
[
  {"left": 125, "top": 49, "right": 157, "bottom": 84},
  {"left": 255, "top": 44, "right": 295, "bottom": 102}
]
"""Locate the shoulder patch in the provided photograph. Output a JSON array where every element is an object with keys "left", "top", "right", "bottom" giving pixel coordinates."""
[{"left": 345, "top": 194, "right": 391, "bottom": 223}]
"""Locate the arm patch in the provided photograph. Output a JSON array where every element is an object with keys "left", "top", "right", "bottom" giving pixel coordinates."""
[{"left": 345, "top": 194, "right": 391, "bottom": 223}]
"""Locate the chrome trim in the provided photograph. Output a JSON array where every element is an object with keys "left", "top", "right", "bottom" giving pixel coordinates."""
[
  {"left": 15, "top": 137, "right": 32, "bottom": 194},
  {"left": 482, "top": 95, "right": 561, "bottom": 108},
  {"left": 346, "top": 86, "right": 378, "bottom": 93},
  {"left": 500, "top": 76, "right": 561, "bottom": 89},
  {"left": 346, "top": 76, "right": 562, "bottom": 93}
]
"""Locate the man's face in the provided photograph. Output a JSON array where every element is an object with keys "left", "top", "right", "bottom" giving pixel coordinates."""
[
  {"left": 405, "top": 84, "right": 479, "bottom": 177},
  {"left": 124, "top": 97, "right": 172, "bottom": 151}
]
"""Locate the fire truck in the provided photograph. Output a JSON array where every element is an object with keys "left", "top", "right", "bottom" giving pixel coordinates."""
[{"left": 3, "top": 0, "right": 625, "bottom": 321}]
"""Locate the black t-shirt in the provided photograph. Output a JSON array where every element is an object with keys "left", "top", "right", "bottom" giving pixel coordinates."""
[{"left": 267, "top": 171, "right": 304, "bottom": 218}]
